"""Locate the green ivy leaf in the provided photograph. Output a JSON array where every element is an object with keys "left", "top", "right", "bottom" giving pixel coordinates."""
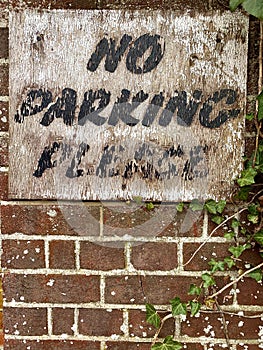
[
  {"left": 231, "top": 218, "right": 240, "bottom": 229},
  {"left": 146, "top": 303, "right": 161, "bottom": 328},
  {"left": 249, "top": 269, "right": 263, "bottom": 282},
  {"left": 208, "top": 259, "right": 225, "bottom": 273},
  {"left": 202, "top": 273, "right": 216, "bottom": 288},
  {"left": 224, "top": 257, "right": 236, "bottom": 269},
  {"left": 224, "top": 231, "right": 235, "bottom": 240},
  {"left": 245, "top": 113, "right": 254, "bottom": 121},
  {"left": 248, "top": 204, "right": 259, "bottom": 215},
  {"left": 170, "top": 297, "right": 187, "bottom": 316},
  {"left": 257, "top": 90, "right": 263, "bottom": 120},
  {"left": 254, "top": 231, "right": 263, "bottom": 246},
  {"left": 237, "top": 167, "right": 257, "bottom": 187},
  {"left": 152, "top": 336, "right": 183, "bottom": 350},
  {"left": 229, "top": 0, "right": 245, "bottom": 11},
  {"left": 247, "top": 213, "right": 259, "bottom": 224},
  {"left": 229, "top": 244, "right": 251, "bottom": 258},
  {"left": 188, "top": 284, "right": 202, "bottom": 296},
  {"left": 205, "top": 200, "right": 217, "bottom": 214},
  {"left": 212, "top": 215, "right": 224, "bottom": 225},
  {"left": 216, "top": 200, "right": 227, "bottom": 214},
  {"left": 190, "top": 301, "right": 201, "bottom": 316},
  {"left": 189, "top": 199, "right": 203, "bottom": 211},
  {"left": 242, "top": 0, "right": 263, "bottom": 21},
  {"left": 237, "top": 186, "right": 251, "bottom": 201},
  {"left": 146, "top": 202, "right": 155, "bottom": 211},
  {"left": 176, "top": 203, "right": 184, "bottom": 212}
]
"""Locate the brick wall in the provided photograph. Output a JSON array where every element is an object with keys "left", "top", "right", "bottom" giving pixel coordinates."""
[{"left": 0, "top": 1, "right": 262, "bottom": 350}]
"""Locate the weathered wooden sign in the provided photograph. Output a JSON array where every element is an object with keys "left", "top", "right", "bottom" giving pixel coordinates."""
[{"left": 9, "top": 10, "right": 248, "bottom": 200}]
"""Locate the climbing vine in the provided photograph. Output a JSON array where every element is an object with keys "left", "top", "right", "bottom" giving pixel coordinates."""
[{"left": 145, "top": 2, "right": 263, "bottom": 349}]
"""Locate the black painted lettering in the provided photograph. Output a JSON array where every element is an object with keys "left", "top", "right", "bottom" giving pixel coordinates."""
[
  {"left": 15, "top": 89, "right": 52, "bottom": 123},
  {"left": 126, "top": 34, "right": 165, "bottom": 74},
  {"left": 142, "top": 93, "right": 164, "bottom": 127},
  {"left": 159, "top": 90, "right": 202, "bottom": 127},
  {"left": 96, "top": 145, "right": 115, "bottom": 178},
  {"left": 66, "top": 142, "right": 90, "bottom": 178},
  {"left": 78, "top": 89, "right": 111, "bottom": 126},
  {"left": 199, "top": 89, "right": 240, "bottom": 128},
  {"left": 87, "top": 34, "right": 132, "bottom": 73},
  {"left": 40, "top": 88, "right": 77, "bottom": 126},
  {"left": 108, "top": 89, "right": 149, "bottom": 126},
  {"left": 33, "top": 142, "right": 60, "bottom": 178}
]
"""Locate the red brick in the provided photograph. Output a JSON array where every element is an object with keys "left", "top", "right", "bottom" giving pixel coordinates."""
[
  {"left": 237, "top": 345, "right": 261, "bottom": 350},
  {"left": 80, "top": 242, "right": 125, "bottom": 270},
  {"left": 0, "top": 132, "right": 8, "bottom": 166},
  {"left": 0, "top": 101, "right": 8, "bottom": 131},
  {"left": 3, "top": 274, "right": 100, "bottom": 303},
  {"left": 105, "top": 343, "right": 151, "bottom": 350},
  {"left": 238, "top": 245, "right": 263, "bottom": 270},
  {"left": 129, "top": 309, "right": 175, "bottom": 338},
  {"left": 49, "top": 240, "right": 75, "bottom": 269},
  {"left": 237, "top": 277, "right": 263, "bottom": 305},
  {"left": 0, "top": 172, "right": 8, "bottom": 200},
  {"left": 183, "top": 242, "right": 231, "bottom": 271},
  {"left": 207, "top": 206, "right": 234, "bottom": 238},
  {"left": 8, "top": 0, "right": 97, "bottom": 10},
  {"left": 131, "top": 242, "right": 177, "bottom": 271},
  {"left": 52, "top": 308, "right": 74, "bottom": 335},
  {"left": 159, "top": 208, "right": 204, "bottom": 237},
  {"left": 181, "top": 312, "right": 262, "bottom": 339},
  {"left": 0, "top": 28, "right": 8, "bottom": 59},
  {"left": 103, "top": 204, "right": 156, "bottom": 236},
  {"left": 105, "top": 275, "right": 200, "bottom": 305},
  {"left": 1, "top": 239, "right": 45, "bottom": 269},
  {"left": 213, "top": 275, "right": 234, "bottom": 306},
  {"left": 1, "top": 204, "right": 100, "bottom": 236},
  {"left": 6, "top": 0, "right": 228, "bottom": 10},
  {"left": 183, "top": 344, "right": 204, "bottom": 350},
  {"left": 3, "top": 307, "right": 47, "bottom": 335},
  {"left": 0, "top": 63, "right": 8, "bottom": 95},
  {"left": 78, "top": 308, "right": 123, "bottom": 336},
  {"left": 103, "top": 204, "right": 203, "bottom": 239},
  {"left": 4, "top": 340, "right": 100, "bottom": 350}
]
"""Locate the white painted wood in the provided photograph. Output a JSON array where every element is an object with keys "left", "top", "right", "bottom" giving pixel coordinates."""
[{"left": 9, "top": 10, "right": 248, "bottom": 201}]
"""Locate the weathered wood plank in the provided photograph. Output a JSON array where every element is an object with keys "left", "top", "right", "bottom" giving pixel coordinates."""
[{"left": 9, "top": 9, "right": 248, "bottom": 201}]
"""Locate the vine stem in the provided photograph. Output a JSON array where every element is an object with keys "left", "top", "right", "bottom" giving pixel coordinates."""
[
  {"left": 151, "top": 313, "right": 173, "bottom": 346},
  {"left": 183, "top": 208, "right": 247, "bottom": 267},
  {"left": 259, "top": 21, "right": 262, "bottom": 94},
  {"left": 208, "top": 261, "right": 263, "bottom": 300}
]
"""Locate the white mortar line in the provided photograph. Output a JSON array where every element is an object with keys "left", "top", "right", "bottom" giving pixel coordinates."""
[
  {"left": 177, "top": 240, "right": 183, "bottom": 272},
  {"left": 124, "top": 242, "right": 134, "bottom": 272},
  {"left": 100, "top": 275, "right": 105, "bottom": 304},
  {"left": 73, "top": 308, "right": 79, "bottom": 336},
  {"left": 75, "top": 240, "right": 80, "bottom": 270},
  {"left": 2, "top": 268, "right": 240, "bottom": 278},
  {"left": 1, "top": 232, "right": 230, "bottom": 244},
  {"left": 100, "top": 206, "right": 103, "bottom": 237},
  {"left": 44, "top": 240, "right": 49, "bottom": 269},
  {"left": 0, "top": 96, "right": 8, "bottom": 102},
  {"left": 100, "top": 341, "right": 106, "bottom": 350},
  {"left": 202, "top": 209, "right": 209, "bottom": 238},
  {"left": 122, "top": 309, "right": 129, "bottom": 338},
  {"left": 0, "top": 58, "right": 8, "bottom": 65},
  {"left": 0, "top": 166, "right": 8, "bottom": 172},
  {"left": 0, "top": 21, "right": 8, "bottom": 28},
  {"left": 174, "top": 316, "right": 181, "bottom": 338},
  {"left": 47, "top": 307, "right": 52, "bottom": 336},
  {"left": 0, "top": 131, "right": 8, "bottom": 136},
  {"left": 3, "top": 334, "right": 259, "bottom": 346},
  {"left": 4, "top": 301, "right": 263, "bottom": 314}
]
